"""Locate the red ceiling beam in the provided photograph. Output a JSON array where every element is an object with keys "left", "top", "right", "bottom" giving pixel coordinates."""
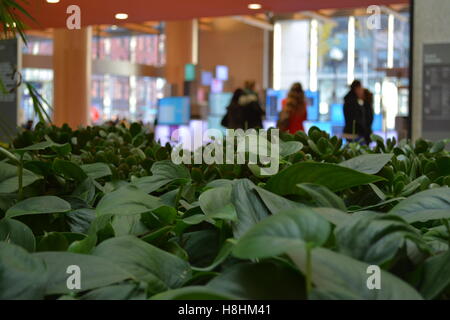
[{"left": 20, "top": 0, "right": 409, "bottom": 30}]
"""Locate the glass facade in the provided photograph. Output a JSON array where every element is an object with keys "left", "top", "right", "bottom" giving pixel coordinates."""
[
  {"left": 20, "top": 69, "right": 53, "bottom": 126},
  {"left": 20, "top": 27, "right": 166, "bottom": 126},
  {"left": 278, "top": 11, "right": 410, "bottom": 133}
]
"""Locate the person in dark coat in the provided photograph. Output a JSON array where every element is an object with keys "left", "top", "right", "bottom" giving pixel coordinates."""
[
  {"left": 221, "top": 84, "right": 264, "bottom": 130},
  {"left": 362, "top": 88, "right": 375, "bottom": 144},
  {"left": 343, "top": 80, "right": 367, "bottom": 143}
]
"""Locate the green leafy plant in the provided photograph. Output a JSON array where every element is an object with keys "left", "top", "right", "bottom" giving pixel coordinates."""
[{"left": 1, "top": 124, "right": 450, "bottom": 300}]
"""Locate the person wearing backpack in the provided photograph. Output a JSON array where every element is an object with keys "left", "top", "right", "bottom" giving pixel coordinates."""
[{"left": 277, "top": 82, "right": 307, "bottom": 134}]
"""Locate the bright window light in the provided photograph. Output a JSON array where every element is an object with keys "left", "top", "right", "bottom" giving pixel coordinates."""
[
  {"left": 347, "top": 16, "right": 355, "bottom": 85},
  {"left": 387, "top": 14, "right": 395, "bottom": 68},
  {"left": 273, "top": 22, "right": 282, "bottom": 90},
  {"left": 309, "top": 19, "right": 318, "bottom": 92}
]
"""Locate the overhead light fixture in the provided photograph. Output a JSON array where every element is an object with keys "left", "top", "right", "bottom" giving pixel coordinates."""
[
  {"left": 115, "top": 13, "right": 128, "bottom": 20},
  {"left": 46, "top": 0, "right": 60, "bottom": 3},
  {"left": 248, "top": 3, "right": 262, "bottom": 10},
  {"left": 110, "top": 25, "right": 119, "bottom": 31}
]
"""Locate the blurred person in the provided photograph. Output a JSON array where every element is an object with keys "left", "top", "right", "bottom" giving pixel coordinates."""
[
  {"left": 343, "top": 80, "right": 367, "bottom": 143},
  {"left": 222, "top": 84, "right": 264, "bottom": 129},
  {"left": 363, "top": 88, "right": 375, "bottom": 144},
  {"left": 221, "top": 88, "right": 245, "bottom": 129},
  {"left": 277, "top": 82, "right": 307, "bottom": 134}
]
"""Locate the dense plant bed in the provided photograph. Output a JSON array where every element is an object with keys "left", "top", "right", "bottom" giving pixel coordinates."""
[{"left": 1, "top": 123, "right": 450, "bottom": 300}]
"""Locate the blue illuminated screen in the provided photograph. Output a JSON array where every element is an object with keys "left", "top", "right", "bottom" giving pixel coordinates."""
[{"left": 157, "top": 97, "right": 191, "bottom": 125}]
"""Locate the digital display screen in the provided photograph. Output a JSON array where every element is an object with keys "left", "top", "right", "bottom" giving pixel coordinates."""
[
  {"left": 184, "top": 64, "right": 196, "bottom": 81},
  {"left": 330, "top": 103, "right": 344, "bottom": 124},
  {"left": 209, "top": 92, "right": 233, "bottom": 117},
  {"left": 201, "top": 71, "right": 213, "bottom": 86},
  {"left": 211, "top": 79, "right": 223, "bottom": 93},
  {"left": 265, "top": 89, "right": 287, "bottom": 120},
  {"left": 216, "top": 65, "right": 229, "bottom": 81},
  {"left": 305, "top": 90, "right": 320, "bottom": 121},
  {"left": 157, "top": 97, "right": 191, "bottom": 125}
]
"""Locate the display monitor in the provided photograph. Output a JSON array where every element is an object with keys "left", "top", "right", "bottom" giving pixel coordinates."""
[
  {"left": 216, "top": 65, "right": 229, "bottom": 81},
  {"left": 305, "top": 90, "right": 320, "bottom": 121},
  {"left": 184, "top": 64, "right": 196, "bottom": 81},
  {"left": 330, "top": 103, "right": 344, "bottom": 124},
  {"left": 157, "top": 97, "right": 191, "bottom": 125},
  {"left": 201, "top": 71, "right": 213, "bottom": 86},
  {"left": 265, "top": 89, "right": 287, "bottom": 120},
  {"left": 211, "top": 79, "right": 224, "bottom": 93},
  {"left": 209, "top": 92, "right": 233, "bottom": 117}
]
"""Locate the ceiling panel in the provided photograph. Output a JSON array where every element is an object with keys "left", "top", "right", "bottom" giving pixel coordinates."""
[{"left": 22, "top": 0, "right": 409, "bottom": 29}]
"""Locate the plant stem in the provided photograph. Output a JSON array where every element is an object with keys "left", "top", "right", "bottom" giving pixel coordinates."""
[
  {"left": 18, "top": 154, "right": 24, "bottom": 201},
  {"left": 174, "top": 184, "right": 184, "bottom": 208},
  {"left": 442, "top": 219, "right": 450, "bottom": 246},
  {"left": 306, "top": 243, "right": 312, "bottom": 297}
]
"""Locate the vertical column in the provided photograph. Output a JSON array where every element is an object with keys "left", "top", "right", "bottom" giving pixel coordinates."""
[
  {"left": 347, "top": 16, "right": 356, "bottom": 85},
  {"left": 53, "top": 27, "right": 92, "bottom": 128},
  {"left": 165, "top": 20, "right": 195, "bottom": 96}
]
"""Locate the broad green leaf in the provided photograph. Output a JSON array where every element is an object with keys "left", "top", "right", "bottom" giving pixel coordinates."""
[
  {"left": 6, "top": 196, "right": 71, "bottom": 218},
  {"left": 80, "top": 283, "right": 147, "bottom": 300},
  {"left": 93, "top": 236, "right": 191, "bottom": 294},
  {"left": 0, "top": 242, "right": 48, "bottom": 300},
  {"left": 34, "top": 251, "right": 132, "bottom": 294},
  {"left": 132, "top": 160, "right": 190, "bottom": 194},
  {"left": 112, "top": 214, "right": 149, "bottom": 237},
  {"left": 151, "top": 286, "right": 233, "bottom": 300},
  {"left": 311, "top": 207, "right": 351, "bottom": 227},
  {"left": 66, "top": 208, "right": 96, "bottom": 234},
  {"left": 0, "top": 218, "right": 35, "bottom": 252},
  {"left": 233, "top": 208, "right": 331, "bottom": 260},
  {"left": 419, "top": 251, "right": 450, "bottom": 299},
  {"left": 230, "top": 179, "right": 270, "bottom": 238},
  {"left": 0, "top": 162, "right": 41, "bottom": 193},
  {"left": 199, "top": 185, "right": 237, "bottom": 221},
  {"left": 280, "top": 140, "right": 303, "bottom": 157},
  {"left": 53, "top": 159, "right": 87, "bottom": 182},
  {"left": 81, "top": 163, "right": 112, "bottom": 180},
  {"left": 254, "top": 186, "right": 303, "bottom": 214},
  {"left": 192, "top": 240, "right": 234, "bottom": 272},
  {"left": 335, "top": 214, "right": 425, "bottom": 265},
  {"left": 297, "top": 183, "right": 346, "bottom": 211},
  {"left": 14, "top": 140, "right": 54, "bottom": 152},
  {"left": 37, "top": 232, "right": 69, "bottom": 252},
  {"left": 182, "top": 230, "right": 221, "bottom": 268},
  {"left": 207, "top": 261, "right": 306, "bottom": 299},
  {"left": 340, "top": 154, "right": 394, "bottom": 174},
  {"left": 96, "top": 185, "right": 163, "bottom": 216},
  {"left": 265, "top": 162, "right": 384, "bottom": 195},
  {"left": 390, "top": 188, "right": 450, "bottom": 223},
  {"left": 289, "top": 247, "right": 423, "bottom": 300}
]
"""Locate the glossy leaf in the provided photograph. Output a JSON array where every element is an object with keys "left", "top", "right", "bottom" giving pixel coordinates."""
[
  {"left": 289, "top": 247, "right": 423, "bottom": 300},
  {"left": 390, "top": 187, "right": 450, "bottom": 223},
  {"left": 233, "top": 208, "right": 331, "bottom": 259},
  {"left": 6, "top": 196, "right": 71, "bottom": 218},
  {"left": 340, "top": 154, "right": 394, "bottom": 174},
  {"left": 96, "top": 185, "right": 163, "bottom": 216},
  {"left": 0, "top": 218, "right": 36, "bottom": 252},
  {"left": 266, "top": 162, "right": 384, "bottom": 195}
]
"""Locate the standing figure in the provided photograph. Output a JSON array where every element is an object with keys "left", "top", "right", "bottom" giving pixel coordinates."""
[{"left": 277, "top": 82, "right": 307, "bottom": 134}]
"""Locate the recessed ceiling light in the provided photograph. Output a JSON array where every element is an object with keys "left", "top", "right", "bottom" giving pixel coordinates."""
[
  {"left": 46, "top": 0, "right": 60, "bottom": 3},
  {"left": 248, "top": 3, "right": 262, "bottom": 10},
  {"left": 115, "top": 13, "right": 128, "bottom": 20}
]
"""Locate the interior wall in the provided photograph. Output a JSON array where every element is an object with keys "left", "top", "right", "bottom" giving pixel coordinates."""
[
  {"left": 412, "top": 0, "right": 450, "bottom": 141},
  {"left": 199, "top": 17, "right": 265, "bottom": 92}
]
